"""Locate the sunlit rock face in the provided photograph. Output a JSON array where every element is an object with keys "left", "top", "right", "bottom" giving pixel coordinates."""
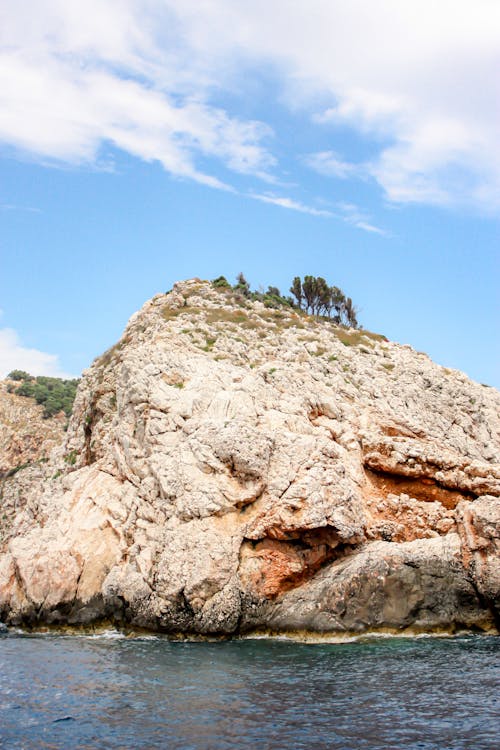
[
  {"left": 1, "top": 279, "right": 499, "bottom": 635},
  {"left": 0, "top": 380, "right": 66, "bottom": 477}
]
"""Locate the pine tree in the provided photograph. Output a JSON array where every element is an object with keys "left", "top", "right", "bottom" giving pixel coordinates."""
[
  {"left": 302, "top": 276, "right": 317, "bottom": 314},
  {"left": 289, "top": 277, "right": 303, "bottom": 309},
  {"left": 234, "top": 272, "right": 250, "bottom": 297}
]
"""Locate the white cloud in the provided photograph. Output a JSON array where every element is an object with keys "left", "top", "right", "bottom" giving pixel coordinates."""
[
  {"left": 249, "top": 192, "right": 388, "bottom": 234},
  {"left": 352, "top": 221, "right": 388, "bottom": 236},
  {"left": 251, "top": 193, "right": 332, "bottom": 217},
  {"left": 165, "top": 0, "right": 500, "bottom": 211},
  {"left": 0, "top": 2, "right": 275, "bottom": 188},
  {"left": 304, "top": 151, "right": 360, "bottom": 180},
  {"left": 1, "top": 1, "right": 499, "bottom": 210},
  {"left": 335, "top": 202, "right": 389, "bottom": 236},
  {"left": 0, "top": 328, "right": 73, "bottom": 379}
]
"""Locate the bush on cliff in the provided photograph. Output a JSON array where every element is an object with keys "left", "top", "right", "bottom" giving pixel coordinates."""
[
  {"left": 6, "top": 369, "right": 33, "bottom": 382},
  {"left": 211, "top": 275, "right": 231, "bottom": 289},
  {"left": 6, "top": 371, "right": 80, "bottom": 418}
]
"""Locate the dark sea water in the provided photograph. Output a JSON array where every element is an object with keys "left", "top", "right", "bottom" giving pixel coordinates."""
[{"left": 0, "top": 632, "right": 498, "bottom": 750}]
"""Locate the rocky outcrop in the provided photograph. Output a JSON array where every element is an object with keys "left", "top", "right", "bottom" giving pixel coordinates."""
[
  {"left": 0, "top": 279, "right": 499, "bottom": 636},
  {"left": 0, "top": 381, "right": 66, "bottom": 476},
  {"left": 0, "top": 382, "right": 67, "bottom": 546}
]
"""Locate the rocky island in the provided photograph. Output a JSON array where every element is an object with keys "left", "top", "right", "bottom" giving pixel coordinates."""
[{"left": 0, "top": 278, "right": 499, "bottom": 637}]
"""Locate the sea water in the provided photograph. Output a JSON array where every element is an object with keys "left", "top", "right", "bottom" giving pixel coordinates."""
[{"left": 0, "top": 632, "right": 498, "bottom": 749}]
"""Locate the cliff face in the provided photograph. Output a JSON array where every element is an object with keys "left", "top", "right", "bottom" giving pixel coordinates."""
[
  {"left": 0, "top": 279, "right": 499, "bottom": 635},
  {"left": 0, "top": 381, "right": 66, "bottom": 476},
  {"left": 0, "top": 383, "right": 67, "bottom": 548}
]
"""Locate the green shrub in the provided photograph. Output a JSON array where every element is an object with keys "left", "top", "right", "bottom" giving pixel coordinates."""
[
  {"left": 8, "top": 372, "right": 79, "bottom": 418},
  {"left": 64, "top": 450, "right": 77, "bottom": 465},
  {"left": 7, "top": 370, "right": 34, "bottom": 382},
  {"left": 211, "top": 276, "right": 231, "bottom": 289},
  {"left": 202, "top": 336, "right": 217, "bottom": 352},
  {"left": 233, "top": 272, "right": 251, "bottom": 297}
]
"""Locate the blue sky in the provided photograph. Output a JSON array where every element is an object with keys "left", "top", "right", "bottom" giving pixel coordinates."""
[{"left": 1, "top": 1, "right": 499, "bottom": 387}]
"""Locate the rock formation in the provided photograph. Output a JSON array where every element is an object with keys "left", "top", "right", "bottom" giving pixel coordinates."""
[
  {"left": 0, "top": 380, "right": 66, "bottom": 476},
  {"left": 0, "top": 381, "right": 67, "bottom": 548},
  {"left": 0, "top": 279, "right": 499, "bottom": 636}
]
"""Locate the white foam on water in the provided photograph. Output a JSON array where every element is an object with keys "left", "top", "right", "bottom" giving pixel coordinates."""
[{"left": 3, "top": 626, "right": 495, "bottom": 643}]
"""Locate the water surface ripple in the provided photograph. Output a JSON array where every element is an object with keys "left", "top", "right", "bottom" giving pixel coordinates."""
[{"left": 0, "top": 633, "right": 498, "bottom": 749}]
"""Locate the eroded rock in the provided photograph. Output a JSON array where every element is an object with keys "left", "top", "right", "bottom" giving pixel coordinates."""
[{"left": 0, "top": 279, "right": 499, "bottom": 635}]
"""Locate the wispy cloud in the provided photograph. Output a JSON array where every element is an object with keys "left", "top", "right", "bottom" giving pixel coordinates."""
[
  {"left": 352, "top": 220, "right": 388, "bottom": 236},
  {"left": 0, "top": 7, "right": 275, "bottom": 189},
  {"left": 0, "top": 328, "right": 74, "bottom": 379},
  {"left": 304, "top": 151, "right": 361, "bottom": 180},
  {"left": 1, "top": 1, "right": 499, "bottom": 211},
  {"left": 335, "top": 202, "right": 389, "bottom": 236},
  {"left": 0, "top": 203, "right": 41, "bottom": 213},
  {"left": 169, "top": 1, "right": 500, "bottom": 212},
  {"left": 250, "top": 193, "right": 333, "bottom": 217},
  {"left": 249, "top": 192, "right": 388, "bottom": 235}
]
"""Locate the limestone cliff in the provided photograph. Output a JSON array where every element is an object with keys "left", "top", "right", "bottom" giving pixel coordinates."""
[
  {"left": 0, "top": 279, "right": 499, "bottom": 636},
  {"left": 0, "top": 382, "right": 67, "bottom": 547},
  {"left": 0, "top": 380, "right": 66, "bottom": 476}
]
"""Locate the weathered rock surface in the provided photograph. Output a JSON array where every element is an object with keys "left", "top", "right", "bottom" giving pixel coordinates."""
[
  {"left": 1, "top": 279, "right": 499, "bottom": 635},
  {"left": 0, "top": 382, "right": 67, "bottom": 546},
  {"left": 0, "top": 380, "right": 66, "bottom": 476}
]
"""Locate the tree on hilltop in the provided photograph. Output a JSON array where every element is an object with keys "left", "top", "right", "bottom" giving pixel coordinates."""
[
  {"left": 302, "top": 275, "right": 317, "bottom": 314},
  {"left": 342, "top": 296, "right": 358, "bottom": 328},
  {"left": 288, "top": 275, "right": 359, "bottom": 328},
  {"left": 211, "top": 275, "right": 231, "bottom": 288},
  {"left": 234, "top": 272, "right": 250, "bottom": 297},
  {"left": 211, "top": 272, "right": 359, "bottom": 328},
  {"left": 290, "top": 277, "right": 303, "bottom": 309}
]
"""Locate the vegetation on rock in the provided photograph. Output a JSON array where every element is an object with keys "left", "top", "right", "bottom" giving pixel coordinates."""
[
  {"left": 290, "top": 276, "right": 358, "bottom": 326},
  {"left": 211, "top": 274, "right": 358, "bottom": 326},
  {"left": 6, "top": 371, "right": 79, "bottom": 418}
]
